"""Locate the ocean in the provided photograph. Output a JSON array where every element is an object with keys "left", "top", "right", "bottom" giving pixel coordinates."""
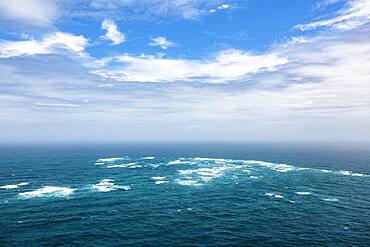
[{"left": 1, "top": 143, "right": 369, "bottom": 246}]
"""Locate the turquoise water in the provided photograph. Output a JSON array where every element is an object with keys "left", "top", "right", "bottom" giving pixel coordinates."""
[{"left": 1, "top": 144, "right": 370, "bottom": 246}]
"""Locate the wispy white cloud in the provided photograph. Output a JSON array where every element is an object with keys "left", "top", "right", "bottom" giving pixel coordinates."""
[
  {"left": 296, "top": 0, "right": 370, "bottom": 31},
  {"left": 149, "top": 36, "right": 174, "bottom": 50},
  {"left": 34, "top": 102, "right": 81, "bottom": 108},
  {"left": 210, "top": 3, "right": 231, "bottom": 13},
  {"left": 217, "top": 4, "right": 230, "bottom": 10},
  {"left": 0, "top": 32, "right": 88, "bottom": 58},
  {"left": 89, "top": 0, "right": 227, "bottom": 20},
  {"left": 100, "top": 19, "right": 125, "bottom": 45},
  {"left": 0, "top": 0, "right": 58, "bottom": 26},
  {"left": 91, "top": 49, "right": 287, "bottom": 83}
]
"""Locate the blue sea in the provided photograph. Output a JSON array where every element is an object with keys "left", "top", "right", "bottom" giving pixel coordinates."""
[{"left": 1, "top": 143, "right": 370, "bottom": 246}]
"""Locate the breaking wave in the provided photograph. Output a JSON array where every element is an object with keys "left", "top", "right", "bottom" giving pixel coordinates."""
[
  {"left": 19, "top": 186, "right": 75, "bottom": 199},
  {"left": 90, "top": 179, "right": 131, "bottom": 192},
  {"left": 0, "top": 182, "right": 29, "bottom": 190}
]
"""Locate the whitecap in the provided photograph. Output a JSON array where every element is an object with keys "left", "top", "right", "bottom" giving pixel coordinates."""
[
  {"left": 106, "top": 162, "right": 137, "bottom": 168},
  {"left": 19, "top": 186, "right": 75, "bottom": 199},
  {"left": 142, "top": 156, "right": 155, "bottom": 160},
  {"left": 193, "top": 157, "right": 227, "bottom": 162},
  {"left": 339, "top": 170, "right": 366, "bottom": 177},
  {"left": 264, "top": 192, "right": 284, "bottom": 198},
  {"left": 175, "top": 179, "right": 202, "bottom": 186},
  {"left": 295, "top": 191, "right": 312, "bottom": 195},
  {"left": 155, "top": 181, "right": 169, "bottom": 185},
  {"left": 94, "top": 162, "right": 105, "bottom": 165},
  {"left": 243, "top": 160, "right": 295, "bottom": 172},
  {"left": 91, "top": 179, "right": 130, "bottom": 192},
  {"left": 152, "top": 176, "right": 166, "bottom": 180},
  {"left": 128, "top": 165, "right": 142, "bottom": 169},
  {"left": 168, "top": 159, "right": 190, "bottom": 165},
  {"left": 97, "top": 157, "right": 125, "bottom": 163},
  {"left": 322, "top": 197, "right": 339, "bottom": 202},
  {"left": 0, "top": 182, "right": 29, "bottom": 190}
]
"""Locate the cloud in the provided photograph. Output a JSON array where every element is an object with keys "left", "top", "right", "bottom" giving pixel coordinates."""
[
  {"left": 0, "top": 0, "right": 58, "bottom": 26},
  {"left": 100, "top": 19, "right": 125, "bottom": 45},
  {"left": 296, "top": 0, "right": 370, "bottom": 31},
  {"left": 0, "top": 32, "right": 89, "bottom": 58},
  {"left": 217, "top": 4, "right": 230, "bottom": 10},
  {"left": 88, "top": 0, "right": 227, "bottom": 20},
  {"left": 149, "top": 36, "right": 174, "bottom": 50},
  {"left": 1, "top": 25, "right": 370, "bottom": 142},
  {"left": 209, "top": 3, "right": 231, "bottom": 13},
  {"left": 91, "top": 49, "right": 288, "bottom": 83}
]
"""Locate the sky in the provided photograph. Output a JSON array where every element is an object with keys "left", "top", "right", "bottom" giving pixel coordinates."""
[{"left": 0, "top": 0, "right": 370, "bottom": 143}]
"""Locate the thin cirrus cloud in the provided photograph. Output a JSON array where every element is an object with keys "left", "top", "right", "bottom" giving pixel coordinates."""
[
  {"left": 100, "top": 19, "right": 125, "bottom": 45},
  {"left": 91, "top": 49, "right": 288, "bottom": 83},
  {"left": 0, "top": 32, "right": 88, "bottom": 58},
  {"left": 0, "top": 0, "right": 58, "bottom": 26},
  {"left": 89, "top": 0, "right": 231, "bottom": 20},
  {"left": 149, "top": 36, "right": 174, "bottom": 50},
  {"left": 296, "top": 0, "right": 370, "bottom": 31}
]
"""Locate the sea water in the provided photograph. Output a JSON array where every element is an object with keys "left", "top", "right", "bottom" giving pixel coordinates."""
[{"left": 0, "top": 143, "right": 369, "bottom": 246}]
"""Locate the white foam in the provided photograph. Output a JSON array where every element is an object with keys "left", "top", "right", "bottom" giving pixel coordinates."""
[
  {"left": 106, "top": 162, "right": 137, "bottom": 168},
  {"left": 295, "top": 191, "right": 312, "bottom": 195},
  {"left": 0, "top": 185, "right": 18, "bottom": 189},
  {"left": 243, "top": 160, "right": 295, "bottom": 172},
  {"left": 178, "top": 167, "right": 227, "bottom": 183},
  {"left": 339, "top": 170, "right": 366, "bottom": 177},
  {"left": 97, "top": 157, "right": 125, "bottom": 163},
  {"left": 127, "top": 165, "right": 142, "bottom": 169},
  {"left": 249, "top": 176, "right": 260, "bottom": 179},
  {"left": 322, "top": 197, "right": 339, "bottom": 202},
  {"left": 94, "top": 162, "right": 105, "bottom": 165},
  {"left": 264, "top": 192, "right": 284, "bottom": 198},
  {"left": 19, "top": 186, "right": 75, "bottom": 199},
  {"left": 168, "top": 159, "right": 190, "bottom": 165},
  {"left": 142, "top": 156, "right": 155, "bottom": 160},
  {"left": 0, "top": 182, "right": 29, "bottom": 190},
  {"left": 155, "top": 181, "right": 169, "bottom": 185},
  {"left": 193, "top": 157, "right": 227, "bottom": 162},
  {"left": 91, "top": 179, "right": 130, "bottom": 192},
  {"left": 175, "top": 179, "right": 202, "bottom": 186},
  {"left": 152, "top": 176, "right": 166, "bottom": 180},
  {"left": 107, "top": 164, "right": 127, "bottom": 168}
]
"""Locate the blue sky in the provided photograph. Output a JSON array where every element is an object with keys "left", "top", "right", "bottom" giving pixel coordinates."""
[{"left": 0, "top": 0, "right": 369, "bottom": 143}]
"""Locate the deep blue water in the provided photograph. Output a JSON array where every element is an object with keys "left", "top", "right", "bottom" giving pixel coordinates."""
[{"left": 1, "top": 143, "right": 370, "bottom": 246}]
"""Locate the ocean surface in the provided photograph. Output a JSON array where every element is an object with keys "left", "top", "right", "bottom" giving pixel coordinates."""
[{"left": 1, "top": 143, "right": 370, "bottom": 246}]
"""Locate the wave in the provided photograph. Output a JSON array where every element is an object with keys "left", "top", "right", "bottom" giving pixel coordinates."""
[
  {"left": 91, "top": 179, "right": 131, "bottom": 192},
  {"left": 155, "top": 181, "right": 169, "bottom": 185},
  {"left": 173, "top": 157, "right": 369, "bottom": 180},
  {"left": 19, "top": 186, "right": 75, "bottom": 199},
  {"left": 175, "top": 179, "right": 202, "bottom": 186},
  {"left": 322, "top": 197, "right": 339, "bottom": 202},
  {"left": 106, "top": 162, "right": 138, "bottom": 168},
  {"left": 265, "top": 192, "right": 284, "bottom": 198},
  {"left": 168, "top": 159, "right": 191, "bottom": 165},
  {"left": 96, "top": 157, "right": 125, "bottom": 163},
  {"left": 142, "top": 156, "right": 155, "bottom": 160},
  {"left": 295, "top": 191, "right": 312, "bottom": 195},
  {"left": 0, "top": 182, "right": 29, "bottom": 190}
]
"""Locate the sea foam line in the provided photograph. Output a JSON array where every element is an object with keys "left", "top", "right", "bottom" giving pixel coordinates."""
[
  {"left": 91, "top": 179, "right": 131, "bottom": 192},
  {"left": 19, "top": 186, "right": 76, "bottom": 199},
  {"left": 0, "top": 182, "right": 29, "bottom": 190}
]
